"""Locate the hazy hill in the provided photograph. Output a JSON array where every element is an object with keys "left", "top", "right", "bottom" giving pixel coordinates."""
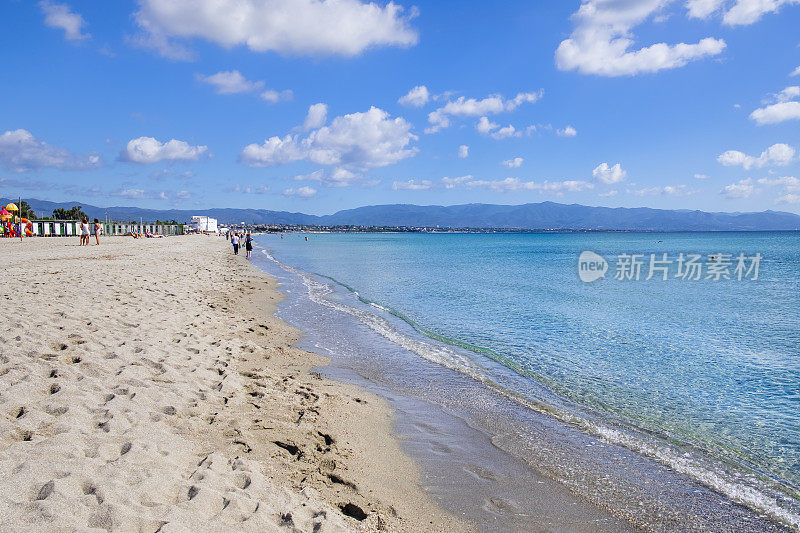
[{"left": 5, "top": 198, "right": 800, "bottom": 231}]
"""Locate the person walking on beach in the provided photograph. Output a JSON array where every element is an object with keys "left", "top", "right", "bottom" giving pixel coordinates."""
[
  {"left": 80, "top": 218, "right": 90, "bottom": 246},
  {"left": 93, "top": 219, "right": 102, "bottom": 245},
  {"left": 231, "top": 232, "right": 239, "bottom": 255},
  {"left": 245, "top": 233, "right": 253, "bottom": 259}
]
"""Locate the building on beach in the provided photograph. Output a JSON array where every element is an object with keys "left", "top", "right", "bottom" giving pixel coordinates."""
[{"left": 190, "top": 216, "right": 218, "bottom": 233}]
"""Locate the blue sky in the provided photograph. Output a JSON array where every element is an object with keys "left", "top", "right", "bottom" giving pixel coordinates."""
[{"left": 1, "top": 0, "right": 799, "bottom": 215}]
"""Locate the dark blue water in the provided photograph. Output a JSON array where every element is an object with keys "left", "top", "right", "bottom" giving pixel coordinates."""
[{"left": 255, "top": 232, "right": 800, "bottom": 530}]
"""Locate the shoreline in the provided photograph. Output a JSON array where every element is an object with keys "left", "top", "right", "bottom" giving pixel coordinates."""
[
  {"left": 256, "top": 234, "right": 798, "bottom": 533},
  {"left": 0, "top": 236, "right": 466, "bottom": 531}
]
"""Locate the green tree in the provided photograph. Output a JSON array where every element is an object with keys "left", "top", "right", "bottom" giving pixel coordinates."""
[
  {"left": 52, "top": 206, "right": 88, "bottom": 220},
  {"left": 17, "top": 200, "right": 35, "bottom": 219}
]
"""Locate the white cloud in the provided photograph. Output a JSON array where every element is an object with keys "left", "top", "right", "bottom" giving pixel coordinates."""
[
  {"left": 464, "top": 178, "right": 594, "bottom": 193},
  {"left": 777, "top": 193, "right": 800, "bottom": 203},
  {"left": 632, "top": 184, "right": 695, "bottom": 196},
  {"left": 426, "top": 91, "right": 542, "bottom": 133},
  {"left": 751, "top": 86, "right": 800, "bottom": 124},
  {"left": 303, "top": 103, "right": 328, "bottom": 130},
  {"left": 197, "top": 70, "right": 291, "bottom": 102},
  {"left": 260, "top": 89, "right": 293, "bottom": 103},
  {"left": 555, "top": 0, "right": 726, "bottom": 76},
  {"left": 502, "top": 157, "right": 524, "bottom": 168},
  {"left": 778, "top": 86, "right": 800, "bottom": 101},
  {"left": 134, "top": 0, "right": 418, "bottom": 60},
  {"left": 283, "top": 186, "right": 317, "bottom": 197},
  {"left": 694, "top": 173, "right": 709, "bottom": 179},
  {"left": 392, "top": 179, "right": 432, "bottom": 190},
  {"left": 240, "top": 107, "right": 417, "bottom": 178},
  {"left": 475, "top": 117, "right": 521, "bottom": 140},
  {"left": 750, "top": 102, "right": 800, "bottom": 124},
  {"left": 399, "top": 85, "right": 430, "bottom": 107},
  {"left": 441, "top": 175, "right": 472, "bottom": 189},
  {"left": 0, "top": 129, "right": 101, "bottom": 172},
  {"left": 722, "top": 0, "right": 800, "bottom": 26},
  {"left": 40, "top": 1, "right": 89, "bottom": 41},
  {"left": 476, "top": 116, "right": 499, "bottom": 134},
  {"left": 112, "top": 188, "right": 147, "bottom": 199},
  {"left": 599, "top": 190, "right": 618, "bottom": 197},
  {"left": 593, "top": 162, "right": 627, "bottom": 184},
  {"left": 721, "top": 178, "right": 757, "bottom": 198},
  {"left": 197, "top": 70, "right": 264, "bottom": 94},
  {"left": 686, "top": 0, "right": 725, "bottom": 18},
  {"left": 717, "top": 143, "right": 795, "bottom": 169},
  {"left": 491, "top": 125, "right": 520, "bottom": 140},
  {"left": 792, "top": 66, "right": 800, "bottom": 77},
  {"left": 458, "top": 145, "right": 469, "bottom": 159},
  {"left": 557, "top": 125, "right": 578, "bottom": 137},
  {"left": 757, "top": 176, "right": 800, "bottom": 190},
  {"left": 757, "top": 176, "right": 800, "bottom": 204},
  {"left": 122, "top": 137, "right": 208, "bottom": 164}
]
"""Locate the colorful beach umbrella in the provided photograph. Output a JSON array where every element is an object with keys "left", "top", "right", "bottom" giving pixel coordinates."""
[{"left": 6, "top": 203, "right": 18, "bottom": 211}]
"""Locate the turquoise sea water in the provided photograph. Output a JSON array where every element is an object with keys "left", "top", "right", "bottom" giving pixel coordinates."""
[{"left": 256, "top": 232, "right": 800, "bottom": 528}]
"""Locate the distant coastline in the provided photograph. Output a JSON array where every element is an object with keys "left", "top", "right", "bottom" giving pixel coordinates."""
[{"left": 6, "top": 197, "right": 800, "bottom": 232}]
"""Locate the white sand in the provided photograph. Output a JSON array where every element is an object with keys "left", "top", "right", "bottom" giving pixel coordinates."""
[{"left": 0, "top": 236, "right": 466, "bottom": 532}]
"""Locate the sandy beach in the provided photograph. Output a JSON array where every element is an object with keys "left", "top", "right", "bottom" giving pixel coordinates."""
[{"left": 0, "top": 236, "right": 466, "bottom": 532}]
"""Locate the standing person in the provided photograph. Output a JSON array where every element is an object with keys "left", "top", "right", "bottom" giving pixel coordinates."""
[
  {"left": 80, "top": 218, "right": 90, "bottom": 246},
  {"left": 93, "top": 219, "right": 102, "bottom": 245},
  {"left": 245, "top": 233, "right": 253, "bottom": 259},
  {"left": 231, "top": 232, "right": 239, "bottom": 255}
]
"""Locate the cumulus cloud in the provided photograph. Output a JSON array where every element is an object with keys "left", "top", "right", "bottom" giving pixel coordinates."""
[
  {"left": 196, "top": 70, "right": 264, "bottom": 94},
  {"left": 721, "top": 0, "right": 800, "bottom": 25},
  {"left": 556, "top": 0, "right": 726, "bottom": 76},
  {"left": 557, "top": 125, "right": 578, "bottom": 137},
  {"left": 399, "top": 85, "right": 430, "bottom": 107},
  {"left": 121, "top": 137, "right": 208, "bottom": 164},
  {"left": 599, "top": 190, "right": 618, "bottom": 197},
  {"left": 694, "top": 173, "right": 709, "bottom": 179},
  {"left": 392, "top": 179, "right": 432, "bottom": 190},
  {"left": 502, "top": 157, "right": 524, "bottom": 168},
  {"left": 717, "top": 143, "right": 795, "bottom": 169},
  {"left": 475, "top": 117, "right": 521, "bottom": 140},
  {"left": 240, "top": 107, "right": 417, "bottom": 177},
  {"left": 593, "top": 162, "right": 627, "bottom": 184},
  {"left": 283, "top": 186, "right": 317, "bottom": 197},
  {"left": 133, "top": 0, "right": 418, "bottom": 60},
  {"left": 750, "top": 102, "right": 800, "bottom": 124},
  {"left": 426, "top": 91, "right": 542, "bottom": 133},
  {"left": 40, "top": 1, "right": 89, "bottom": 41},
  {"left": 721, "top": 178, "right": 757, "bottom": 198},
  {"left": 750, "top": 86, "right": 800, "bottom": 124},
  {"left": 686, "top": 0, "right": 725, "bottom": 18},
  {"left": 0, "top": 129, "right": 101, "bottom": 172},
  {"left": 303, "top": 103, "right": 328, "bottom": 130},
  {"left": 792, "top": 66, "right": 800, "bottom": 77},
  {"left": 458, "top": 145, "right": 469, "bottom": 159}
]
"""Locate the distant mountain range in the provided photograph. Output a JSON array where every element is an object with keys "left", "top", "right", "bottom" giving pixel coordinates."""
[{"left": 5, "top": 197, "right": 800, "bottom": 231}]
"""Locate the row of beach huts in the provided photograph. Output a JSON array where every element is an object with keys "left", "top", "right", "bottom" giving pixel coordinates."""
[{"left": 25, "top": 220, "right": 185, "bottom": 237}]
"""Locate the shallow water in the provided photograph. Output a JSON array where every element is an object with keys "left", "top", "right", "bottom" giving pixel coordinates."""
[{"left": 253, "top": 232, "right": 799, "bottom": 531}]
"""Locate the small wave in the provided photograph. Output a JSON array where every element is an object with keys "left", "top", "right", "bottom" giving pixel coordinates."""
[{"left": 259, "top": 249, "right": 800, "bottom": 530}]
